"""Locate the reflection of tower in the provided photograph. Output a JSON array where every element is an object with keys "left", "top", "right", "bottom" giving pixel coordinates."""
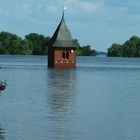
[
  {"left": 0, "top": 127, "right": 5, "bottom": 140},
  {"left": 47, "top": 69, "right": 76, "bottom": 140}
]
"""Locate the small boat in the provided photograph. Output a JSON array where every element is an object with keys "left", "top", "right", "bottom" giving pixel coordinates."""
[{"left": 0, "top": 81, "right": 7, "bottom": 91}]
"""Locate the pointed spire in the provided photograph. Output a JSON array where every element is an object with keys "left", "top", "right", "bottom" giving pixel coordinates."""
[
  {"left": 48, "top": 7, "right": 78, "bottom": 48},
  {"left": 62, "top": 10, "right": 64, "bottom": 20},
  {"left": 62, "top": 6, "right": 66, "bottom": 20}
]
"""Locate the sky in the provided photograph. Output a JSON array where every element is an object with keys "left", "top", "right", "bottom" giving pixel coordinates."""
[{"left": 0, "top": 0, "right": 140, "bottom": 51}]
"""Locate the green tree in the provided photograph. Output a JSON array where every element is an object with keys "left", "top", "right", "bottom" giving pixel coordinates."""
[
  {"left": 0, "top": 31, "right": 12, "bottom": 48},
  {"left": 82, "top": 45, "right": 96, "bottom": 56},
  {"left": 10, "top": 38, "right": 22, "bottom": 54},
  {"left": 107, "top": 35, "right": 140, "bottom": 57},
  {"left": 77, "top": 45, "right": 96, "bottom": 56},
  {"left": 25, "top": 33, "right": 50, "bottom": 55},
  {"left": 76, "top": 47, "right": 83, "bottom": 56},
  {"left": 122, "top": 36, "right": 138, "bottom": 57},
  {"left": 0, "top": 31, "right": 23, "bottom": 54},
  {"left": 108, "top": 43, "right": 122, "bottom": 57},
  {"left": 73, "top": 39, "right": 80, "bottom": 47},
  {"left": 136, "top": 45, "right": 140, "bottom": 57},
  {"left": 42, "top": 36, "right": 50, "bottom": 55},
  {"left": 0, "top": 46, "right": 9, "bottom": 54},
  {"left": 129, "top": 36, "right": 140, "bottom": 57},
  {"left": 18, "top": 40, "right": 33, "bottom": 55}
]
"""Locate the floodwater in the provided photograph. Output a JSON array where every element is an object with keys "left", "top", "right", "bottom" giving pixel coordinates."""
[{"left": 0, "top": 55, "right": 140, "bottom": 140}]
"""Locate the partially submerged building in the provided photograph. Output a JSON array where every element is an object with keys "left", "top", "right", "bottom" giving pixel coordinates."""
[{"left": 48, "top": 11, "right": 78, "bottom": 68}]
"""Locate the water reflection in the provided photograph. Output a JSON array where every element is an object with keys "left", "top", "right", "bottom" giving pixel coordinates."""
[
  {"left": 0, "top": 127, "right": 5, "bottom": 140},
  {"left": 47, "top": 69, "right": 76, "bottom": 140}
]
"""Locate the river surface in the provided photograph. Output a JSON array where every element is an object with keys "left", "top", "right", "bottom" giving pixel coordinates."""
[{"left": 0, "top": 55, "right": 140, "bottom": 140}]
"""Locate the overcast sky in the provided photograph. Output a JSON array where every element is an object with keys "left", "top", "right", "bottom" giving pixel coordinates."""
[{"left": 0, "top": 0, "right": 140, "bottom": 51}]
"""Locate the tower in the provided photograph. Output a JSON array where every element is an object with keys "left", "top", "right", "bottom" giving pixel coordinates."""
[{"left": 48, "top": 10, "right": 78, "bottom": 68}]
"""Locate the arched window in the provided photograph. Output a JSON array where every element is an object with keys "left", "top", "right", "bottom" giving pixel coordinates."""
[
  {"left": 66, "top": 51, "right": 69, "bottom": 59},
  {"left": 62, "top": 51, "right": 65, "bottom": 59},
  {"left": 62, "top": 51, "right": 69, "bottom": 59}
]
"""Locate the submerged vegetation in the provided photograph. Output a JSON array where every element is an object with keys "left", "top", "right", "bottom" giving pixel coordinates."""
[
  {"left": 107, "top": 36, "right": 140, "bottom": 57},
  {"left": 0, "top": 31, "right": 97, "bottom": 56}
]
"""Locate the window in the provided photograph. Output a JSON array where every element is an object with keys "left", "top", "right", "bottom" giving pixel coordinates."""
[
  {"left": 66, "top": 51, "right": 69, "bottom": 59},
  {"left": 62, "top": 51, "right": 65, "bottom": 59},
  {"left": 62, "top": 51, "right": 69, "bottom": 59}
]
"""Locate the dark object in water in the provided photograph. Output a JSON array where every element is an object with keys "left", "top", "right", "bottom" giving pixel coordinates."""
[{"left": 0, "top": 81, "right": 7, "bottom": 91}]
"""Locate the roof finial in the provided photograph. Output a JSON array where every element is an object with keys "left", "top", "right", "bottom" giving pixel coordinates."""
[{"left": 62, "top": 6, "right": 67, "bottom": 19}]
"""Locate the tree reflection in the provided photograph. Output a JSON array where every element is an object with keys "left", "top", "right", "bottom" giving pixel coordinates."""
[
  {"left": 0, "top": 127, "right": 5, "bottom": 140},
  {"left": 47, "top": 69, "right": 76, "bottom": 140}
]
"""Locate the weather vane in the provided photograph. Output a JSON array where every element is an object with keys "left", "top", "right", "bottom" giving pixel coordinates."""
[
  {"left": 63, "top": 6, "right": 67, "bottom": 11},
  {"left": 62, "top": 6, "right": 67, "bottom": 17}
]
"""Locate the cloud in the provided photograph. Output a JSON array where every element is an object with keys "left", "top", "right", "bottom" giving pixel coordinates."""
[
  {"left": 47, "top": 0, "right": 105, "bottom": 14},
  {"left": 76, "top": 1, "right": 105, "bottom": 13},
  {"left": 47, "top": 5, "right": 58, "bottom": 12}
]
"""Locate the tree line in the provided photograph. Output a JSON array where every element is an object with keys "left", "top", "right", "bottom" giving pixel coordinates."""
[
  {"left": 73, "top": 39, "right": 97, "bottom": 56},
  {"left": 0, "top": 31, "right": 96, "bottom": 56},
  {"left": 107, "top": 36, "right": 140, "bottom": 57},
  {"left": 1, "top": 31, "right": 140, "bottom": 57},
  {"left": 0, "top": 31, "right": 50, "bottom": 55}
]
